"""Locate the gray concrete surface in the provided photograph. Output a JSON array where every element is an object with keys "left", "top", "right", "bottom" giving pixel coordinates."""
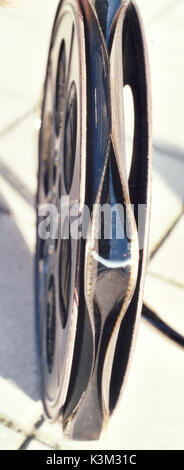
[{"left": 0, "top": 0, "right": 183, "bottom": 450}]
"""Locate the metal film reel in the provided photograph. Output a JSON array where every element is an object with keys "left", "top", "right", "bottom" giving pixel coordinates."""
[{"left": 36, "top": 0, "right": 152, "bottom": 440}]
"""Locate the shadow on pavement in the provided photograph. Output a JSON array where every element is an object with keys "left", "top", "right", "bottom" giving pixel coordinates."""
[{"left": 0, "top": 193, "right": 40, "bottom": 402}]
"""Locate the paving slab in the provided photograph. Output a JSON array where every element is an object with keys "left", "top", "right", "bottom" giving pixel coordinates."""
[
  {"left": 25, "top": 438, "right": 54, "bottom": 451},
  {"left": 138, "top": 0, "right": 178, "bottom": 24},
  {"left": 0, "top": 0, "right": 59, "bottom": 129},
  {"left": 0, "top": 377, "right": 42, "bottom": 434},
  {"left": 149, "top": 155, "right": 183, "bottom": 253},
  {"left": 0, "top": 423, "right": 25, "bottom": 450},
  {"left": 139, "top": 0, "right": 184, "bottom": 151},
  {"left": 35, "top": 421, "right": 64, "bottom": 450},
  {"left": 105, "top": 318, "right": 184, "bottom": 450},
  {"left": 144, "top": 273, "right": 184, "bottom": 335},
  {"left": 0, "top": 112, "right": 38, "bottom": 198},
  {"left": 153, "top": 150, "right": 184, "bottom": 202},
  {"left": 149, "top": 215, "right": 184, "bottom": 289}
]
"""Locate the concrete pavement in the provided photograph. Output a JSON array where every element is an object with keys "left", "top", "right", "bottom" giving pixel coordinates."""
[{"left": 0, "top": 0, "right": 184, "bottom": 450}]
